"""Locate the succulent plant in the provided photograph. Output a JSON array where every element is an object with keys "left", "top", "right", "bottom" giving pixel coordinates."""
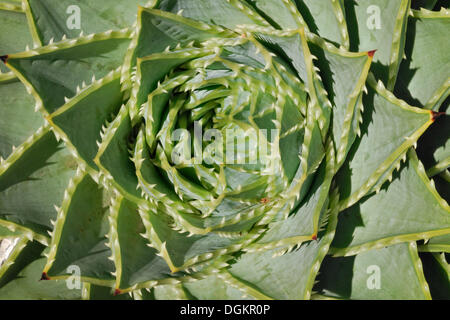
[{"left": 0, "top": 0, "right": 448, "bottom": 300}]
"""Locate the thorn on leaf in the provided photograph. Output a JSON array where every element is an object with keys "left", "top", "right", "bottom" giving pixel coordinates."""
[
  {"left": 431, "top": 111, "right": 445, "bottom": 122},
  {"left": 40, "top": 272, "right": 50, "bottom": 281},
  {"left": 367, "top": 50, "right": 377, "bottom": 58}
]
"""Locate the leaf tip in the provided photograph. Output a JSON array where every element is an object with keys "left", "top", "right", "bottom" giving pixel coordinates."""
[
  {"left": 367, "top": 50, "right": 377, "bottom": 58},
  {"left": 40, "top": 272, "right": 50, "bottom": 281},
  {"left": 430, "top": 111, "right": 445, "bottom": 122}
]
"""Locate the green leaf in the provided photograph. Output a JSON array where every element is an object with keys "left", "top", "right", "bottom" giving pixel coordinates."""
[
  {"left": 157, "top": 0, "right": 270, "bottom": 30},
  {"left": 144, "top": 192, "right": 268, "bottom": 236},
  {"left": 420, "top": 252, "right": 450, "bottom": 300},
  {"left": 140, "top": 207, "right": 260, "bottom": 272},
  {"left": 242, "top": 0, "right": 305, "bottom": 29},
  {"left": 296, "top": 0, "right": 349, "bottom": 47},
  {"left": 133, "top": 47, "right": 212, "bottom": 115},
  {"left": 154, "top": 143, "right": 213, "bottom": 202},
  {"left": 419, "top": 233, "right": 450, "bottom": 253},
  {"left": 0, "top": 127, "right": 59, "bottom": 192},
  {"left": 183, "top": 274, "right": 256, "bottom": 300},
  {"left": 5, "top": 31, "right": 131, "bottom": 114},
  {"left": 0, "top": 8, "right": 33, "bottom": 73},
  {"left": 151, "top": 283, "right": 190, "bottom": 300},
  {"left": 331, "top": 149, "right": 450, "bottom": 257},
  {"left": 246, "top": 144, "right": 334, "bottom": 252},
  {"left": 316, "top": 242, "right": 431, "bottom": 300},
  {"left": 0, "top": 256, "right": 81, "bottom": 299},
  {"left": 225, "top": 193, "right": 339, "bottom": 300},
  {"left": 394, "top": 8, "right": 450, "bottom": 110},
  {"left": 0, "top": 129, "right": 76, "bottom": 237},
  {"left": 344, "top": 0, "right": 410, "bottom": 87},
  {"left": 0, "top": 237, "right": 44, "bottom": 288},
  {"left": 43, "top": 171, "right": 115, "bottom": 286},
  {"left": 133, "top": 128, "right": 194, "bottom": 215},
  {"left": 83, "top": 283, "right": 133, "bottom": 300},
  {"left": 253, "top": 29, "right": 331, "bottom": 138},
  {"left": 131, "top": 7, "right": 234, "bottom": 62},
  {"left": 135, "top": 133, "right": 270, "bottom": 236},
  {"left": 250, "top": 29, "right": 328, "bottom": 205},
  {"left": 0, "top": 224, "right": 22, "bottom": 239},
  {"left": 336, "top": 74, "right": 433, "bottom": 210},
  {"left": 307, "top": 34, "right": 372, "bottom": 167},
  {"left": 109, "top": 195, "right": 175, "bottom": 292},
  {"left": 25, "top": 0, "right": 147, "bottom": 44},
  {"left": 48, "top": 71, "right": 124, "bottom": 170},
  {"left": 95, "top": 105, "right": 142, "bottom": 203},
  {"left": 0, "top": 1, "right": 23, "bottom": 13},
  {"left": 0, "top": 79, "right": 44, "bottom": 161}
]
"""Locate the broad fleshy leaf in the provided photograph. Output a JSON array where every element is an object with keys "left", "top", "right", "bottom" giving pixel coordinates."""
[
  {"left": 344, "top": 0, "right": 410, "bottom": 88},
  {"left": 42, "top": 172, "right": 115, "bottom": 285},
  {"left": 336, "top": 75, "right": 434, "bottom": 210},
  {"left": 395, "top": 8, "right": 450, "bottom": 110},
  {"left": 316, "top": 242, "right": 431, "bottom": 300},
  {"left": 25, "top": 0, "right": 148, "bottom": 44},
  {"left": 331, "top": 150, "right": 450, "bottom": 257}
]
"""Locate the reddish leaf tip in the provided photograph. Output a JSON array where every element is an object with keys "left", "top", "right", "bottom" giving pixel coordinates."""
[
  {"left": 367, "top": 50, "right": 377, "bottom": 58},
  {"left": 40, "top": 272, "right": 50, "bottom": 281},
  {"left": 0, "top": 55, "right": 8, "bottom": 63},
  {"left": 312, "top": 234, "right": 317, "bottom": 241},
  {"left": 431, "top": 111, "right": 445, "bottom": 122},
  {"left": 113, "top": 289, "right": 121, "bottom": 296}
]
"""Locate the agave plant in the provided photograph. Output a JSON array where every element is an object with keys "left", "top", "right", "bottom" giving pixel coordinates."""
[{"left": 0, "top": 0, "right": 448, "bottom": 300}]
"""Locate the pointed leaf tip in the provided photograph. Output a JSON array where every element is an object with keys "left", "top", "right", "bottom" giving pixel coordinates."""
[
  {"left": 431, "top": 111, "right": 445, "bottom": 122},
  {"left": 40, "top": 272, "right": 50, "bottom": 281},
  {"left": 367, "top": 50, "right": 377, "bottom": 58}
]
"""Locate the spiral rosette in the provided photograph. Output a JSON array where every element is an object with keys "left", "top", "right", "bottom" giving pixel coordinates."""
[
  {"left": 94, "top": 8, "right": 336, "bottom": 291},
  {"left": 0, "top": 0, "right": 448, "bottom": 300},
  {"left": 0, "top": 4, "right": 382, "bottom": 297}
]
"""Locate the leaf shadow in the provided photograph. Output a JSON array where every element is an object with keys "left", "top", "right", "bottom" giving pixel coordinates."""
[
  {"left": 343, "top": 0, "right": 359, "bottom": 52},
  {"left": 335, "top": 80, "right": 376, "bottom": 200},
  {"left": 309, "top": 43, "right": 336, "bottom": 106},
  {"left": 314, "top": 254, "right": 356, "bottom": 299},
  {"left": 393, "top": 17, "right": 423, "bottom": 108}
]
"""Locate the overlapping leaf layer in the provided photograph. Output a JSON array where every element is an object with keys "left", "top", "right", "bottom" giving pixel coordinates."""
[{"left": 0, "top": 0, "right": 448, "bottom": 300}]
